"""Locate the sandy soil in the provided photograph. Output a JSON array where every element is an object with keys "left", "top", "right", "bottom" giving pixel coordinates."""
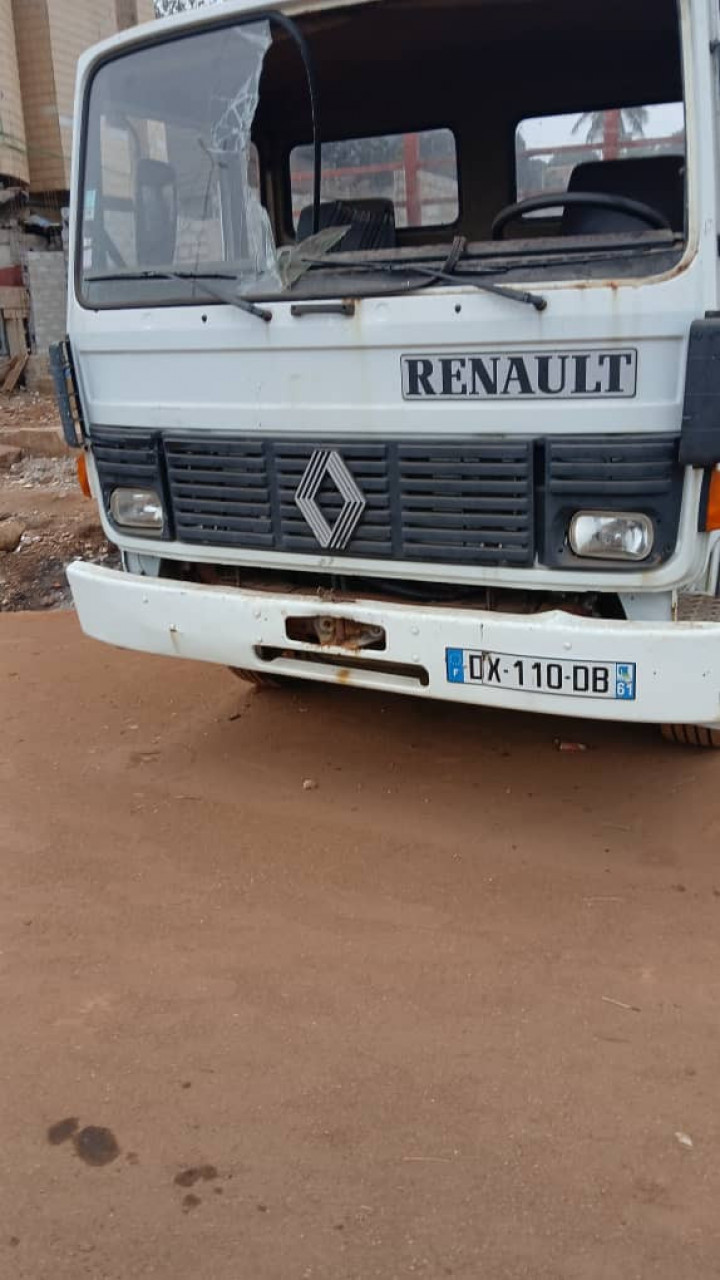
[{"left": 1, "top": 610, "right": 719, "bottom": 1279}]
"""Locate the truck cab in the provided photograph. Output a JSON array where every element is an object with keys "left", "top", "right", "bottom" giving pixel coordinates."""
[{"left": 60, "top": 0, "right": 720, "bottom": 744}]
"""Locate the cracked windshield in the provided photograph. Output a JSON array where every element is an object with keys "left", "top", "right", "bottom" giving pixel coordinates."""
[
  {"left": 81, "top": 21, "right": 279, "bottom": 305},
  {"left": 80, "top": 10, "right": 685, "bottom": 309}
]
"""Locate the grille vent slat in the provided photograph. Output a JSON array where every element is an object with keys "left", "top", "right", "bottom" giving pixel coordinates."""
[
  {"left": 164, "top": 437, "right": 272, "bottom": 547},
  {"left": 548, "top": 439, "right": 678, "bottom": 494}
]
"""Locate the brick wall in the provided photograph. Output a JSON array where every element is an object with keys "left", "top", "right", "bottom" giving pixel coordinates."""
[
  {"left": 26, "top": 250, "right": 67, "bottom": 356},
  {"left": 46, "top": 0, "right": 121, "bottom": 191}
]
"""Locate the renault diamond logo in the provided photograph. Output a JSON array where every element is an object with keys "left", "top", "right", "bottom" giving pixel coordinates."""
[{"left": 295, "top": 450, "right": 367, "bottom": 551}]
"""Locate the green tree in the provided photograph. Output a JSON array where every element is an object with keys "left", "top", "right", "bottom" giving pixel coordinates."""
[
  {"left": 572, "top": 108, "right": 648, "bottom": 162},
  {"left": 573, "top": 108, "right": 648, "bottom": 145}
]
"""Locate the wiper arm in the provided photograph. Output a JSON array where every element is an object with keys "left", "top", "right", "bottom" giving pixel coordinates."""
[
  {"left": 305, "top": 235, "right": 548, "bottom": 311},
  {"left": 85, "top": 269, "right": 273, "bottom": 322},
  {"left": 188, "top": 277, "right": 273, "bottom": 323}
]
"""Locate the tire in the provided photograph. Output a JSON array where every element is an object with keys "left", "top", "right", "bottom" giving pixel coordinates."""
[
  {"left": 229, "top": 667, "right": 305, "bottom": 690},
  {"left": 229, "top": 667, "right": 286, "bottom": 689},
  {"left": 661, "top": 724, "right": 720, "bottom": 749}
]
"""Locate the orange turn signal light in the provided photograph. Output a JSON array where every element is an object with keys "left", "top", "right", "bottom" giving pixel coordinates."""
[
  {"left": 706, "top": 469, "right": 720, "bottom": 532},
  {"left": 76, "top": 451, "right": 92, "bottom": 499}
]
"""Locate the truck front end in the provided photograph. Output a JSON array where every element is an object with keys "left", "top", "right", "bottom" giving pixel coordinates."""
[{"left": 63, "top": 0, "right": 720, "bottom": 743}]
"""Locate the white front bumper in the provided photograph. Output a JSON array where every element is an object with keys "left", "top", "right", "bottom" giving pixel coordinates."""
[{"left": 68, "top": 562, "right": 720, "bottom": 727}]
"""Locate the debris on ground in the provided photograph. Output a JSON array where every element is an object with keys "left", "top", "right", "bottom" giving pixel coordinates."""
[
  {"left": 555, "top": 740, "right": 590, "bottom": 753},
  {"left": 0, "top": 398, "right": 118, "bottom": 612},
  {"left": 0, "top": 518, "right": 24, "bottom": 553},
  {"left": 0, "top": 389, "right": 64, "bottom": 433},
  {"left": 0, "top": 445, "right": 23, "bottom": 471},
  {"left": 601, "top": 996, "right": 641, "bottom": 1014}
]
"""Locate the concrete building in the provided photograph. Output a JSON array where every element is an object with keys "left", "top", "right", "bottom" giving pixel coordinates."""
[
  {"left": 11, "top": 0, "right": 154, "bottom": 196},
  {"left": 0, "top": 0, "right": 154, "bottom": 386},
  {"left": 0, "top": 0, "right": 28, "bottom": 187}
]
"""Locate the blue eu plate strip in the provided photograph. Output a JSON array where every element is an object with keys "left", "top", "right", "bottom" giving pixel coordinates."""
[{"left": 446, "top": 649, "right": 466, "bottom": 685}]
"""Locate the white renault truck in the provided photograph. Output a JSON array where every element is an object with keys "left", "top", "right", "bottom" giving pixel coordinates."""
[{"left": 57, "top": 0, "right": 720, "bottom": 745}]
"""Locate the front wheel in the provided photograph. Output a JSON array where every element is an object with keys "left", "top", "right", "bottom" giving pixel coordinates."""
[
  {"left": 229, "top": 668, "right": 299, "bottom": 690},
  {"left": 661, "top": 724, "right": 720, "bottom": 749}
]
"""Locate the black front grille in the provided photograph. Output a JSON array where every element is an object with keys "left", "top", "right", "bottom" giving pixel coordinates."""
[
  {"left": 162, "top": 437, "right": 535, "bottom": 567},
  {"left": 544, "top": 435, "right": 681, "bottom": 566},
  {"left": 165, "top": 437, "right": 274, "bottom": 549},
  {"left": 270, "top": 440, "right": 534, "bottom": 565},
  {"left": 90, "top": 429, "right": 682, "bottom": 571},
  {"left": 92, "top": 428, "right": 158, "bottom": 495},
  {"left": 547, "top": 436, "right": 680, "bottom": 495},
  {"left": 274, "top": 442, "right": 395, "bottom": 558},
  {"left": 396, "top": 442, "right": 533, "bottom": 565},
  {"left": 91, "top": 427, "right": 168, "bottom": 537}
]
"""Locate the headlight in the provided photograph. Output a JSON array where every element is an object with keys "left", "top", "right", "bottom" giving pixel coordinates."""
[
  {"left": 109, "top": 487, "right": 164, "bottom": 533},
  {"left": 569, "top": 511, "right": 654, "bottom": 562}
]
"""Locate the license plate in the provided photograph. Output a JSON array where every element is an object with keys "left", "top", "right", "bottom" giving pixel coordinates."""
[{"left": 446, "top": 649, "right": 637, "bottom": 701}]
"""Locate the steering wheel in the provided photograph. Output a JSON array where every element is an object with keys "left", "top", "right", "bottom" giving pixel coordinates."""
[{"left": 491, "top": 192, "right": 672, "bottom": 240}]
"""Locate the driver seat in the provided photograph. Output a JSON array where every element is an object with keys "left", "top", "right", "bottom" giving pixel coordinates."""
[{"left": 563, "top": 155, "right": 685, "bottom": 235}]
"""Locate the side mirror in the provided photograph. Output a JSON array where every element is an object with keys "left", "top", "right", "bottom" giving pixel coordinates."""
[{"left": 135, "top": 158, "right": 178, "bottom": 267}]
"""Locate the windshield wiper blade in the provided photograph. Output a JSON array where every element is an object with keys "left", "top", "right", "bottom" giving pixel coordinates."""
[
  {"left": 304, "top": 256, "right": 548, "bottom": 311},
  {"left": 86, "top": 270, "right": 237, "bottom": 281},
  {"left": 304, "top": 235, "right": 548, "bottom": 311},
  {"left": 85, "top": 269, "right": 272, "bottom": 322}
]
